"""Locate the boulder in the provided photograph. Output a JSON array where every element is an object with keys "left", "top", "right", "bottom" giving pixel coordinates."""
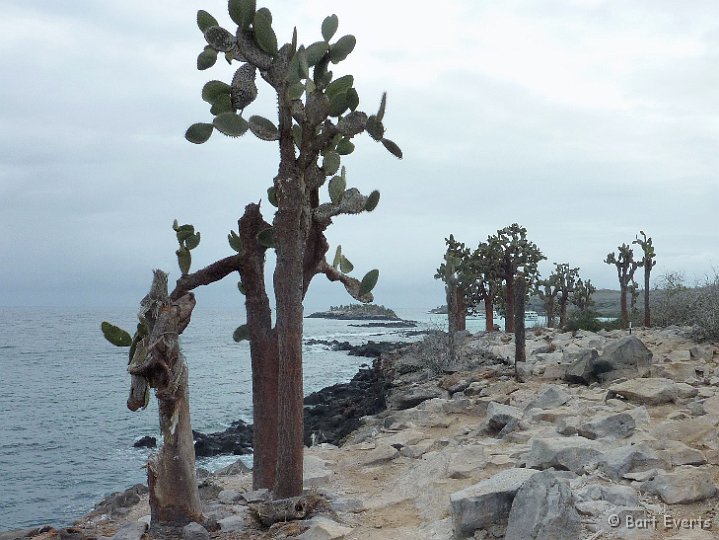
[
  {"left": 304, "top": 455, "right": 333, "bottom": 488},
  {"left": 214, "top": 458, "right": 251, "bottom": 476},
  {"left": 642, "top": 467, "right": 717, "bottom": 504},
  {"left": 358, "top": 443, "right": 398, "bottom": 466},
  {"left": 652, "top": 361, "right": 701, "bottom": 383},
  {"left": 388, "top": 383, "right": 445, "bottom": 410},
  {"left": 182, "top": 522, "right": 210, "bottom": 540},
  {"left": 132, "top": 435, "right": 156, "bottom": 448},
  {"left": 523, "top": 437, "right": 603, "bottom": 474},
  {"left": 450, "top": 468, "right": 538, "bottom": 537},
  {"left": 486, "top": 402, "right": 523, "bottom": 433},
  {"left": 0, "top": 527, "right": 53, "bottom": 540},
  {"left": 296, "top": 516, "right": 353, "bottom": 539},
  {"left": 577, "top": 412, "right": 635, "bottom": 440},
  {"left": 564, "top": 337, "right": 652, "bottom": 384},
  {"left": 193, "top": 419, "right": 253, "bottom": 457},
  {"left": 597, "top": 442, "right": 663, "bottom": 479},
  {"left": 504, "top": 471, "right": 581, "bottom": 540},
  {"left": 606, "top": 378, "right": 680, "bottom": 405},
  {"left": 524, "top": 384, "right": 571, "bottom": 410}
]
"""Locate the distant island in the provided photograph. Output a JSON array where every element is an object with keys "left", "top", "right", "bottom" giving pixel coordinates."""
[
  {"left": 306, "top": 304, "right": 401, "bottom": 320},
  {"left": 429, "top": 305, "right": 448, "bottom": 314}
]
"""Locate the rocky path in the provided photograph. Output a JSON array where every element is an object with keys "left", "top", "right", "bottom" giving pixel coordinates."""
[{"left": 10, "top": 326, "right": 719, "bottom": 540}]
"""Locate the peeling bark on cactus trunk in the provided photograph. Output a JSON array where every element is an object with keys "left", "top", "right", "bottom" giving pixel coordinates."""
[
  {"left": 455, "top": 287, "right": 466, "bottom": 332},
  {"left": 644, "top": 269, "right": 651, "bottom": 327},
  {"left": 505, "top": 279, "right": 515, "bottom": 333},
  {"left": 620, "top": 284, "right": 628, "bottom": 328},
  {"left": 128, "top": 287, "right": 203, "bottom": 527},
  {"left": 148, "top": 382, "right": 202, "bottom": 527},
  {"left": 484, "top": 298, "right": 495, "bottom": 332},
  {"left": 273, "top": 88, "right": 306, "bottom": 499},
  {"left": 238, "top": 204, "right": 278, "bottom": 491},
  {"left": 514, "top": 275, "right": 526, "bottom": 382}
]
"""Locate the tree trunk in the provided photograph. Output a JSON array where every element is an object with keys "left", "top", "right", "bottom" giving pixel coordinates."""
[
  {"left": 273, "top": 94, "right": 306, "bottom": 498},
  {"left": 484, "top": 297, "right": 495, "bottom": 332},
  {"left": 455, "top": 287, "right": 466, "bottom": 332},
  {"left": 620, "top": 284, "right": 628, "bottom": 328},
  {"left": 238, "top": 204, "right": 278, "bottom": 491},
  {"left": 558, "top": 296, "right": 569, "bottom": 328},
  {"left": 514, "top": 275, "right": 526, "bottom": 382},
  {"left": 148, "top": 380, "right": 203, "bottom": 526},
  {"left": 446, "top": 281, "right": 458, "bottom": 363},
  {"left": 505, "top": 279, "right": 515, "bottom": 333},
  {"left": 644, "top": 268, "right": 651, "bottom": 327},
  {"left": 544, "top": 297, "right": 555, "bottom": 328},
  {"left": 127, "top": 286, "right": 203, "bottom": 527}
]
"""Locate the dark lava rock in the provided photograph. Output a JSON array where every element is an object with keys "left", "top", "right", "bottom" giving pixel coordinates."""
[
  {"left": 304, "top": 359, "right": 391, "bottom": 446},
  {"left": 133, "top": 435, "right": 156, "bottom": 448},
  {"left": 305, "top": 338, "right": 407, "bottom": 358},
  {"left": 193, "top": 420, "right": 253, "bottom": 458},
  {"left": 89, "top": 484, "right": 149, "bottom": 518}
]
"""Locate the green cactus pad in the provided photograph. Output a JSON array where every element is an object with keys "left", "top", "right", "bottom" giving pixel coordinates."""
[
  {"left": 347, "top": 88, "right": 359, "bottom": 111},
  {"left": 248, "top": 115, "right": 279, "bottom": 140},
  {"left": 197, "top": 10, "right": 219, "bottom": 33},
  {"left": 185, "top": 123, "right": 214, "bottom": 144},
  {"left": 185, "top": 232, "right": 201, "bottom": 250},
  {"left": 228, "top": 230, "right": 243, "bottom": 252},
  {"left": 340, "top": 255, "right": 354, "bottom": 274},
  {"left": 267, "top": 186, "right": 278, "bottom": 207},
  {"left": 202, "top": 80, "right": 231, "bottom": 104},
  {"left": 328, "top": 175, "right": 346, "bottom": 204},
  {"left": 325, "top": 75, "right": 353, "bottom": 100},
  {"left": 198, "top": 47, "right": 218, "bottom": 70},
  {"left": 253, "top": 9, "right": 278, "bottom": 55},
  {"left": 328, "top": 91, "right": 349, "bottom": 117},
  {"left": 101, "top": 322, "right": 132, "bottom": 347},
  {"left": 322, "top": 15, "right": 339, "bottom": 42},
  {"left": 359, "top": 269, "right": 379, "bottom": 296},
  {"left": 292, "top": 124, "right": 302, "bottom": 148},
  {"left": 332, "top": 245, "right": 342, "bottom": 269},
  {"left": 288, "top": 82, "right": 305, "bottom": 100},
  {"left": 257, "top": 227, "right": 275, "bottom": 248},
  {"left": 204, "top": 26, "right": 236, "bottom": 52},
  {"left": 329, "top": 35, "right": 356, "bottom": 63},
  {"left": 364, "top": 190, "right": 380, "bottom": 211},
  {"left": 176, "top": 224, "right": 195, "bottom": 241},
  {"left": 172, "top": 219, "right": 179, "bottom": 231},
  {"left": 306, "top": 41, "right": 329, "bottom": 66},
  {"left": 237, "top": 281, "right": 247, "bottom": 295},
  {"left": 210, "top": 93, "right": 234, "bottom": 115},
  {"left": 381, "top": 138, "right": 403, "bottom": 159},
  {"left": 176, "top": 247, "right": 192, "bottom": 275},
  {"left": 323, "top": 151, "right": 341, "bottom": 176},
  {"left": 233, "top": 324, "right": 250, "bottom": 342},
  {"left": 336, "top": 137, "right": 354, "bottom": 155},
  {"left": 213, "top": 112, "right": 249, "bottom": 137}
]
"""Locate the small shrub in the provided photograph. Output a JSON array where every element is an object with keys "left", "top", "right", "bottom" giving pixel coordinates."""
[
  {"left": 414, "top": 329, "right": 452, "bottom": 375},
  {"left": 564, "top": 310, "right": 623, "bottom": 333},
  {"left": 651, "top": 271, "right": 719, "bottom": 341}
]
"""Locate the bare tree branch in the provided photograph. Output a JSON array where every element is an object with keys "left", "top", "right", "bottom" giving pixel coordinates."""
[{"left": 170, "top": 255, "right": 242, "bottom": 301}]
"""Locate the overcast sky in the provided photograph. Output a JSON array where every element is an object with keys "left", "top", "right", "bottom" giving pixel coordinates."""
[{"left": 1, "top": 0, "right": 717, "bottom": 311}]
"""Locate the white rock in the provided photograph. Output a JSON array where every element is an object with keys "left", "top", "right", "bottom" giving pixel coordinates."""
[{"left": 296, "top": 516, "right": 352, "bottom": 540}]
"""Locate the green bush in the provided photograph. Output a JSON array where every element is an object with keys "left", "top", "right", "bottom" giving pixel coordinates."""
[{"left": 564, "top": 310, "right": 623, "bottom": 332}]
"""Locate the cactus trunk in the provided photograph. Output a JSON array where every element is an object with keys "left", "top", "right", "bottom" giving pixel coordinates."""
[
  {"left": 505, "top": 279, "right": 515, "bottom": 333},
  {"left": 644, "top": 268, "right": 651, "bottom": 327},
  {"left": 514, "top": 274, "right": 526, "bottom": 382},
  {"left": 484, "top": 297, "right": 495, "bottom": 332}
]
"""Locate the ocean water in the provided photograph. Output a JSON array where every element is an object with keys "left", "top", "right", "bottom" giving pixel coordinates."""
[{"left": 0, "top": 306, "right": 449, "bottom": 531}]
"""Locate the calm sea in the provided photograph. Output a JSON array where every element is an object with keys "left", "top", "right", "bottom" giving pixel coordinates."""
[{"left": 0, "top": 306, "right": 455, "bottom": 531}]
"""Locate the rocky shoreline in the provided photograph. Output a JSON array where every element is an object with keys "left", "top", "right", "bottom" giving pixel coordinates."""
[{"left": 7, "top": 326, "right": 719, "bottom": 540}]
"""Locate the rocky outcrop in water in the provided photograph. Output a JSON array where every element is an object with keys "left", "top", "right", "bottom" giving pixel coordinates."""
[
  {"left": 192, "top": 420, "right": 253, "bottom": 458},
  {"left": 304, "top": 338, "right": 407, "bottom": 357}
]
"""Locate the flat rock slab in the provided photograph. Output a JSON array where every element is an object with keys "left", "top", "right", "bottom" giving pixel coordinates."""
[
  {"left": 450, "top": 468, "right": 538, "bottom": 538},
  {"left": 577, "top": 412, "right": 635, "bottom": 440},
  {"left": 504, "top": 470, "right": 581, "bottom": 540},
  {"left": 358, "top": 443, "right": 399, "bottom": 466},
  {"left": 304, "top": 455, "right": 333, "bottom": 489},
  {"left": 524, "top": 437, "right": 603, "bottom": 474},
  {"left": 598, "top": 442, "right": 663, "bottom": 480},
  {"left": 607, "top": 378, "right": 681, "bottom": 405},
  {"left": 296, "top": 516, "right": 353, "bottom": 539},
  {"left": 111, "top": 523, "right": 148, "bottom": 540},
  {"left": 524, "top": 384, "right": 571, "bottom": 410},
  {"left": 643, "top": 467, "right": 718, "bottom": 504},
  {"left": 486, "top": 402, "right": 523, "bottom": 432}
]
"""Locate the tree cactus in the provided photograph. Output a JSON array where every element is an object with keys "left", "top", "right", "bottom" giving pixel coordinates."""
[
  {"left": 182, "top": 3, "right": 400, "bottom": 499},
  {"left": 487, "top": 224, "right": 545, "bottom": 332},
  {"left": 571, "top": 278, "right": 596, "bottom": 313},
  {"left": 605, "top": 243, "right": 639, "bottom": 328},
  {"left": 633, "top": 231, "right": 657, "bottom": 327}
]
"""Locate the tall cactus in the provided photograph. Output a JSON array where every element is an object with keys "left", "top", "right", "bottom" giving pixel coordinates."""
[
  {"left": 571, "top": 277, "right": 596, "bottom": 313},
  {"left": 553, "top": 263, "right": 580, "bottom": 327},
  {"left": 487, "top": 224, "right": 545, "bottom": 332},
  {"left": 184, "top": 4, "right": 401, "bottom": 499},
  {"left": 604, "top": 243, "right": 638, "bottom": 328},
  {"left": 633, "top": 231, "right": 657, "bottom": 327}
]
